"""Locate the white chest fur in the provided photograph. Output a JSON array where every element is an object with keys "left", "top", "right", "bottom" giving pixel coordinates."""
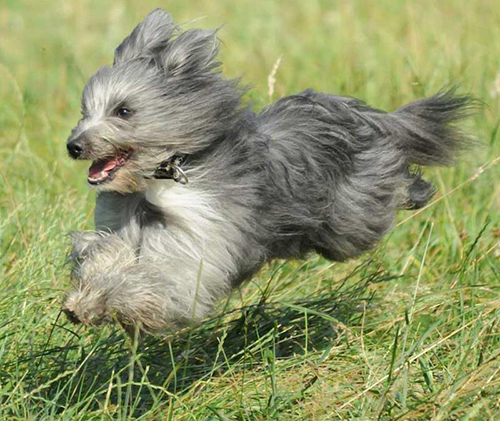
[
  {"left": 143, "top": 178, "right": 241, "bottom": 300},
  {"left": 144, "top": 179, "right": 178, "bottom": 208},
  {"left": 144, "top": 179, "right": 222, "bottom": 221}
]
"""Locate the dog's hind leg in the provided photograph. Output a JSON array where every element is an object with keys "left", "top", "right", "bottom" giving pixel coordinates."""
[{"left": 404, "top": 172, "right": 436, "bottom": 210}]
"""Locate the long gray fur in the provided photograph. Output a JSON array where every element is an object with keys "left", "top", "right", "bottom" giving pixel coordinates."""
[{"left": 63, "top": 9, "right": 475, "bottom": 333}]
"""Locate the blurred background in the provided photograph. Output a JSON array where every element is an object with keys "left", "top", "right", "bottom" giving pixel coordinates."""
[{"left": 0, "top": 1, "right": 499, "bottom": 420}]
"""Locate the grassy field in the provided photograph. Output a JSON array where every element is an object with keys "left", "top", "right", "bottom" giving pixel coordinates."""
[{"left": 1, "top": 0, "right": 499, "bottom": 419}]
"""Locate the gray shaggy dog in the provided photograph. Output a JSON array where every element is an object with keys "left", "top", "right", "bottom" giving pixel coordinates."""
[{"left": 63, "top": 9, "right": 473, "bottom": 333}]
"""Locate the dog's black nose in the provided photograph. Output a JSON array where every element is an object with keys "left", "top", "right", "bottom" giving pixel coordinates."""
[{"left": 67, "top": 137, "right": 84, "bottom": 159}]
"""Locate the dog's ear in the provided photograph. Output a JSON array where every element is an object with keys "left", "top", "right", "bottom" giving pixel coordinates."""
[
  {"left": 114, "top": 8, "right": 177, "bottom": 65},
  {"left": 161, "top": 29, "right": 220, "bottom": 77}
]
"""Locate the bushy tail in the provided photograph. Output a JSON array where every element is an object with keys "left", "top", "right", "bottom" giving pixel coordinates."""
[{"left": 392, "top": 88, "right": 476, "bottom": 167}]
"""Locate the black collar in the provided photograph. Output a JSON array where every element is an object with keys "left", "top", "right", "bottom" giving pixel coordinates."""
[{"left": 149, "top": 155, "right": 189, "bottom": 184}]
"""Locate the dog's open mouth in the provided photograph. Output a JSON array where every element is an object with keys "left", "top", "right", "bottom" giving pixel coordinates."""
[{"left": 88, "top": 154, "right": 130, "bottom": 185}]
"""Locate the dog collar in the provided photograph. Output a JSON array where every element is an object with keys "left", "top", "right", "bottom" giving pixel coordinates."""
[{"left": 149, "top": 155, "right": 188, "bottom": 184}]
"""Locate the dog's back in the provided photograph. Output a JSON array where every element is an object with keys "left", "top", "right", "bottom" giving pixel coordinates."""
[{"left": 256, "top": 89, "right": 474, "bottom": 261}]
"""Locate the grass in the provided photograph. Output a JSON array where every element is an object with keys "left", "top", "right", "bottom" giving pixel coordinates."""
[{"left": 1, "top": 0, "right": 499, "bottom": 419}]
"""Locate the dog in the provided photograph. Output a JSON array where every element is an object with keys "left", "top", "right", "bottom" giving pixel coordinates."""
[{"left": 62, "top": 8, "right": 473, "bottom": 333}]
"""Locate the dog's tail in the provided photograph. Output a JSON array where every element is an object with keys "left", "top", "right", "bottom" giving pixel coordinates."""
[
  {"left": 385, "top": 88, "right": 476, "bottom": 209},
  {"left": 391, "top": 88, "right": 476, "bottom": 167}
]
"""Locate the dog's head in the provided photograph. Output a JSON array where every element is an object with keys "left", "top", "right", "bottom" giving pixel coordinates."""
[{"left": 67, "top": 9, "right": 241, "bottom": 193}]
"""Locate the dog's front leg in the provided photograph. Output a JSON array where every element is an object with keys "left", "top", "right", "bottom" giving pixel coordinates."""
[
  {"left": 63, "top": 231, "right": 139, "bottom": 326},
  {"left": 63, "top": 254, "right": 206, "bottom": 332},
  {"left": 65, "top": 193, "right": 232, "bottom": 332}
]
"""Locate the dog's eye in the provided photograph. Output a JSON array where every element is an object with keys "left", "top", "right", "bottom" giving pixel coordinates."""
[{"left": 116, "top": 107, "right": 133, "bottom": 119}]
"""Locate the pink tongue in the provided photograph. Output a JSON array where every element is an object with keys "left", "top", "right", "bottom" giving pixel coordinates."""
[{"left": 88, "top": 158, "right": 118, "bottom": 179}]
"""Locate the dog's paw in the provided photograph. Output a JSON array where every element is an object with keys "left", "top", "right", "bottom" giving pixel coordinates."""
[{"left": 62, "top": 288, "right": 112, "bottom": 327}]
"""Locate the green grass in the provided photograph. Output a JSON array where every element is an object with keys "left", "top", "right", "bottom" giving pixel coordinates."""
[{"left": 1, "top": 0, "right": 499, "bottom": 419}]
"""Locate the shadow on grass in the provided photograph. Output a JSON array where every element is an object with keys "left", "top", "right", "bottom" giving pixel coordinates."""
[{"left": 6, "top": 259, "right": 396, "bottom": 416}]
